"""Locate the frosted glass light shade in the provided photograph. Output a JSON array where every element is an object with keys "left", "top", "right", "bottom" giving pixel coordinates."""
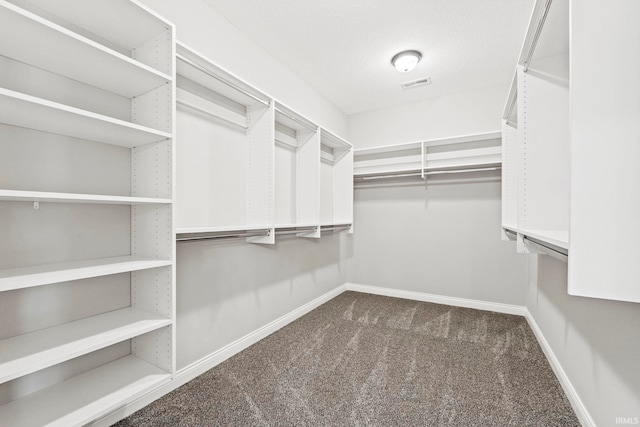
[{"left": 391, "top": 50, "right": 422, "bottom": 73}]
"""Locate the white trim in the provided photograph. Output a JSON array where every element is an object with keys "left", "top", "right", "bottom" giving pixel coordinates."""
[
  {"left": 345, "top": 283, "right": 526, "bottom": 316},
  {"left": 524, "top": 310, "right": 595, "bottom": 427},
  {"left": 91, "top": 284, "right": 347, "bottom": 426}
]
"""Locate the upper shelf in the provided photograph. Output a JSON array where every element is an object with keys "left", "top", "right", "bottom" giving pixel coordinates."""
[
  {"left": 0, "top": 88, "right": 171, "bottom": 148},
  {"left": 9, "top": 0, "right": 172, "bottom": 53},
  {"left": 0, "top": 1, "right": 171, "bottom": 98},
  {"left": 518, "top": 0, "right": 569, "bottom": 70},
  {"left": 354, "top": 131, "right": 501, "bottom": 177},
  {"left": 0, "top": 189, "right": 172, "bottom": 205},
  {"left": 176, "top": 41, "right": 271, "bottom": 108},
  {"left": 320, "top": 128, "right": 351, "bottom": 164}
]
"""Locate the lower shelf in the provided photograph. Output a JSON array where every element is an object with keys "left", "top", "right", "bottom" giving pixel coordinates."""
[
  {"left": 0, "top": 355, "right": 171, "bottom": 427},
  {"left": 0, "top": 307, "right": 171, "bottom": 384}
]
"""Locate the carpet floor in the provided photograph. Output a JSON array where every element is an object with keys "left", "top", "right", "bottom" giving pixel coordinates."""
[{"left": 114, "top": 291, "right": 579, "bottom": 426}]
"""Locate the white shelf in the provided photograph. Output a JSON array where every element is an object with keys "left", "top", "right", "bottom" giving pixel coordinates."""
[
  {"left": 354, "top": 131, "right": 501, "bottom": 155},
  {"left": 0, "top": 307, "right": 171, "bottom": 384},
  {"left": 0, "top": 88, "right": 171, "bottom": 148},
  {"left": 0, "top": 355, "right": 170, "bottom": 427},
  {"left": 519, "top": 228, "right": 569, "bottom": 250},
  {"left": 0, "top": 1, "right": 171, "bottom": 98},
  {"left": 0, "top": 189, "right": 171, "bottom": 205},
  {"left": 0, "top": 256, "right": 173, "bottom": 292},
  {"left": 22, "top": 0, "right": 171, "bottom": 52}
]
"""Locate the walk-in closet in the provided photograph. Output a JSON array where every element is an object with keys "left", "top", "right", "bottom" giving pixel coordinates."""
[{"left": 1, "top": 0, "right": 638, "bottom": 426}]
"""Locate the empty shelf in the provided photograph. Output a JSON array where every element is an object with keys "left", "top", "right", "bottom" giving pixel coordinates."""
[
  {"left": 0, "top": 88, "right": 171, "bottom": 148},
  {"left": 0, "top": 355, "right": 170, "bottom": 427},
  {"left": 0, "top": 307, "right": 171, "bottom": 384},
  {"left": 0, "top": 1, "right": 171, "bottom": 98},
  {"left": 0, "top": 189, "right": 171, "bottom": 205},
  {"left": 0, "top": 256, "right": 173, "bottom": 292}
]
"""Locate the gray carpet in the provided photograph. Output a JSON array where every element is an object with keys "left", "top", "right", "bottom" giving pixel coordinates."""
[{"left": 114, "top": 291, "right": 579, "bottom": 426}]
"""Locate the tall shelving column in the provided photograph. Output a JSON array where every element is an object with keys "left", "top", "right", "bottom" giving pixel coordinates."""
[{"left": 0, "top": 0, "right": 175, "bottom": 425}]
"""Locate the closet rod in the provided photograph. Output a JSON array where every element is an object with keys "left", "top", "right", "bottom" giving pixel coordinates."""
[
  {"left": 357, "top": 166, "right": 501, "bottom": 181},
  {"left": 523, "top": 236, "right": 568, "bottom": 263},
  {"left": 177, "top": 54, "right": 270, "bottom": 106},
  {"left": 504, "top": 229, "right": 518, "bottom": 239},
  {"left": 177, "top": 229, "right": 270, "bottom": 242},
  {"left": 275, "top": 226, "right": 318, "bottom": 236},
  {"left": 522, "top": 0, "right": 553, "bottom": 72},
  {"left": 321, "top": 224, "right": 351, "bottom": 232},
  {"left": 176, "top": 99, "right": 248, "bottom": 130},
  {"left": 275, "top": 108, "right": 317, "bottom": 132}
]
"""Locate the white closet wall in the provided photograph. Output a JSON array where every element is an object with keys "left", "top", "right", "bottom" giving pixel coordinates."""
[{"left": 347, "top": 86, "right": 527, "bottom": 306}]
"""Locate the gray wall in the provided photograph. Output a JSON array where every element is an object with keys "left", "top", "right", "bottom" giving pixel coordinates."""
[
  {"left": 176, "top": 234, "right": 346, "bottom": 370},
  {"left": 346, "top": 175, "right": 527, "bottom": 306},
  {"left": 527, "top": 256, "right": 640, "bottom": 426}
]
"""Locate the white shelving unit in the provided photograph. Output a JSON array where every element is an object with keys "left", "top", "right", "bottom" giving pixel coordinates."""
[
  {"left": 274, "top": 102, "right": 321, "bottom": 237},
  {"left": 175, "top": 42, "right": 275, "bottom": 243},
  {"left": 175, "top": 42, "right": 353, "bottom": 243},
  {"left": 500, "top": 0, "right": 570, "bottom": 252},
  {"left": 354, "top": 131, "right": 501, "bottom": 181},
  {"left": 320, "top": 129, "right": 353, "bottom": 228},
  {"left": 0, "top": 0, "right": 175, "bottom": 425},
  {"left": 502, "top": 0, "right": 640, "bottom": 303}
]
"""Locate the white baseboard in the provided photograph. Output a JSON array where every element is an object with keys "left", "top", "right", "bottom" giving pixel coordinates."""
[
  {"left": 345, "top": 283, "right": 526, "bottom": 316},
  {"left": 92, "top": 284, "right": 348, "bottom": 427},
  {"left": 524, "top": 310, "right": 595, "bottom": 427}
]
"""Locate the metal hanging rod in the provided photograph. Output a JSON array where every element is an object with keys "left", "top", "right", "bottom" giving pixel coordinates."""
[
  {"left": 504, "top": 228, "right": 518, "bottom": 239},
  {"left": 177, "top": 54, "right": 270, "bottom": 106},
  {"left": 177, "top": 99, "right": 248, "bottom": 130},
  {"left": 356, "top": 166, "right": 501, "bottom": 181},
  {"left": 177, "top": 229, "right": 270, "bottom": 242},
  {"left": 521, "top": 0, "right": 553, "bottom": 72},
  {"left": 275, "top": 107, "right": 317, "bottom": 132},
  {"left": 321, "top": 224, "right": 352, "bottom": 233},
  {"left": 275, "top": 226, "right": 318, "bottom": 236},
  {"left": 523, "top": 236, "right": 568, "bottom": 263}
]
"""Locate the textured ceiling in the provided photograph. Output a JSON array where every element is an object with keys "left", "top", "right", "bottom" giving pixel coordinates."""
[{"left": 202, "top": 0, "right": 535, "bottom": 115}]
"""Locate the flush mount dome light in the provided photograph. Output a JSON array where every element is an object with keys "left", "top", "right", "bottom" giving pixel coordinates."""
[{"left": 391, "top": 50, "right": 422, "bottom": 73}]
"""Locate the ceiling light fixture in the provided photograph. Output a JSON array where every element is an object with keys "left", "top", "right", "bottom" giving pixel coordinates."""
[{"left": 391, "top": 50, "right": 422, "bottom": 73}]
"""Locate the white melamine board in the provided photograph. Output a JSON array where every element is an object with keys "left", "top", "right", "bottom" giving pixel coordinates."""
[
  {"left": 333, "top": 150, "right": 354, "bottom": 224},
  {"left": 502, "top": 122, "right": 519, "bottom": 229},
  {"left": 274, "top": 142, "right": 297, "bottom": 226},
  {"left": 176, "top": 42, "right": 271, "bottom": 108},
  {"left": 246, "top": 103, "right": 274, "bottom": 243},
  {"left": 0, "top": 88, "right": 171, "bottom": 148},
  {"left": 0, "top": 355, "right": 170, "bottom": 427},
  {"left": 16, "top": 0, "right": 171, "bottom": 52},
  {"left": 0, "top": 189, "right": 171, "bottom": 205},
  {"left": 0, "top": 307, "right": 171, "bottom": 384},
  {"left": 132, "top": 140, "right": 173, "bottom": 200},
  {"left": 424, "top": 146, "right": 501, "bottom": 169},
  {"left": 0, "top": 256, "right": 172, "bottom": 292},
  {"left": 568, "top": 0, "right": 640, "bottom": 302},
  {"left": 0, "top": 124, "right": 130, "bottom": 196},
  {"left": 177, "top": 86, "right": 247, "bottom": 129},
  {"left": 320, "top": 160, "right": 334, "bottom": 224},
  {"left": 0, "top": 1, "right": 171, "bottom": 98},
  {"left": 0, "top": 56, "right": 131, "bottom": 122},
  {"left": 132, "top": 84, "right": 173, "bottom": 134},
  {"left": 296, "top": 130, "right": 321, "bottom": 228},
  {"left": 517, "top": 58, "right": 569, "bottom": 232},
  {"left": 175, "top": 106, "right": 248, "bottom": 228}
]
